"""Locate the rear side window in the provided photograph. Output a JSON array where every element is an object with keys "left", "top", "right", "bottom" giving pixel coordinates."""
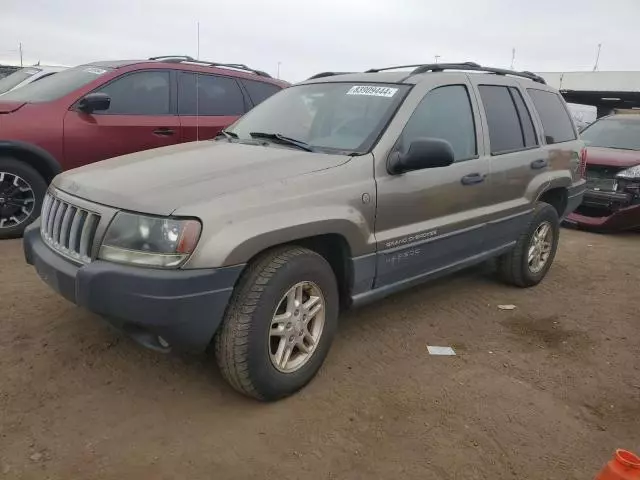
[
  {"left": 241, "top": 79, "right": 282, "bottom": 106},
  {"left": 400, "top": 85, "right": 477, "bottom": 162},
  {"left": 178, "top": 73, "right": 245, "bottom": 116},
  {"left": 95, "top": 71, "right": 170, "bottom": 115},
  {"left": 509, "top": 87, "right": 538, "bottom": 147},
  {"left": 478, "top": 85, "right": 539, "bottom": 154},
  {"left": 527, "top": 89, "right": 576, "bottom": 144}
]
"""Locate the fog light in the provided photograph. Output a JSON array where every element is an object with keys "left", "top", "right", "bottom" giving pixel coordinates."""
[{"left": 157, "top": 336, "right": 170, "bottom": 348}]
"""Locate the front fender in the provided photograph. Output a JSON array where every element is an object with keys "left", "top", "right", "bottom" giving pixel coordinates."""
[
  {"left": 184, "top": 205, "right": 375, "bottom": 268},
  {"left": 0, "top": 139, "right": 62, "bottom": 182}
]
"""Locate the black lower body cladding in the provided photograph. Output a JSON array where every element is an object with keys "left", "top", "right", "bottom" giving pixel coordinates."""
[{"left": 23, "top": 224, "right": 244, "bottom": 353}]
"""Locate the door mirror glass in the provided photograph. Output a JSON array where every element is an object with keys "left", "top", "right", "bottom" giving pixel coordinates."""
[
  {"left": 389, "top": 138, "right": 455, "bottom": 174},
  {"left": 77, "top": 92, "right": 111, "bottom": 113}
]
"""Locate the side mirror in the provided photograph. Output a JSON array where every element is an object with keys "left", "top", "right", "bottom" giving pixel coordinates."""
[
  {"left": 77, "top": 92, "right": 111, "bottom": 113},
  {"left": 389, "top": 138, "right": 455, "bottom": 174}
]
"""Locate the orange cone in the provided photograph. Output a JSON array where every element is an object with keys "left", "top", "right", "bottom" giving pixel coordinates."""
[{"left": 595, "top": 450, "right": 640, "bottom": 480}]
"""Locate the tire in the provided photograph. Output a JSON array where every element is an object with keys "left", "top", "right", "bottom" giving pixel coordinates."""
[
  {"left": 215, "top": 246, "right": 339, "bottom": 401},
  {"left": 0, "top": 158, "right": 47, "bottom": 240},
  {"left": 497, "top": 202, "right": 560, "bottom": 288}
]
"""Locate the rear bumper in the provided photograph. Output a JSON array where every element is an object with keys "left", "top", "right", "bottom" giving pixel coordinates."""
[
  {"left": 23, "top": 223, "right": 244, "bottom": 353},
  {"left": 565, "top": 188, "right": 640, "bottom": 231},
  {"left": 563, "top": 181, "right": 587, "bottom": 218}
]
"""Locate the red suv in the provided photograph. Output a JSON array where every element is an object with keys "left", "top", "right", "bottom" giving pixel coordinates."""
[{"left": 0, "top": 56, "right": 288, "bottom": 238}]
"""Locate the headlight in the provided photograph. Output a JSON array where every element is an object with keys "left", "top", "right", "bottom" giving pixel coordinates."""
[
  {"left": 616, "top": 165, "right": 640, "bottom": 180},
  {"left": 99, "top": 212, "right": 201, "bottom": 268}
]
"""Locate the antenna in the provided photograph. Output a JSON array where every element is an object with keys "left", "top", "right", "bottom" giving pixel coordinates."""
[
  {"left": 592, "top": 43, "right": 602, "bottom": 72},
  {"left": 196, "top": 21, "right": 200, "bottom": 142},
  {"left": 19, "top": 42, "right": 23, "bottom": 67},
  {"left": 510, "top": 48, "right": 516, "bottom": 70}
]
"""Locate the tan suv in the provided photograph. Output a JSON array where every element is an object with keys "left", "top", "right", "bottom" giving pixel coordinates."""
[{"left": 24, "top": 62, "right": 586, "bottom": 401}]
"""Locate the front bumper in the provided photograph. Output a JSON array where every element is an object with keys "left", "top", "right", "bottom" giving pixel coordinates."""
[
  {"left": 23, "top": 223, "right": 244, "bottom": 353},
  {"left": 565, "top": 189, "right": 640, "bottom": 231}
]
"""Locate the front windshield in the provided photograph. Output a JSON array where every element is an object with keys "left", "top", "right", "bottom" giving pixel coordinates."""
[
  {"left": 581, "top": 116, "right": 640, "bottom": 151},
  {"left": 0, "top": 65, "right": 112, "bottom": 103},
  {"left": 0, "top": 68, "right": 41, "bottom": 94},
  {"left": 227, "top": 82, "right": 410, "bottom": 154}
]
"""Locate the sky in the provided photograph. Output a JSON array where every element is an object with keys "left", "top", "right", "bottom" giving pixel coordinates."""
[{"left": 1, "top": 0, "right": 640, "bottom": 82}]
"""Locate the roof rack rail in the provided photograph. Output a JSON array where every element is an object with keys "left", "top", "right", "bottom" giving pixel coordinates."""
[
  {"left": 366, "top": 62, "right": 546, "bottom": 84},
  {"left": 148, "top": 56, "right": 272, "bottom": 78},
  {"left": 307, "top": 71, "right": 353, "bottom": 80},
  {"left": 149, "top": 55, "right": 196, "bottom": 62}
]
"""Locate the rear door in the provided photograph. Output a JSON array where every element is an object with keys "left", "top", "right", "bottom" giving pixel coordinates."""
[
  {"left": 177, "top": 72, "right": 247, "bottom": 142},
  {"left": 468, "top": 77, "right": 543, "bottom": 251},
  {"left": 63, "top": 70, "right": 179, "bottom": 169},
  {"left": 373, "top": 76, "right": 493, "bottom": 288}
]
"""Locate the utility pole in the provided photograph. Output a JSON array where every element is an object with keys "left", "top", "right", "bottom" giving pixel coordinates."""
[
  {"left": 196, "top": 22, "right": 200, "bottom": 60},
  {"left": 434, "top": 55, "right": 441, "bottom": 64},
  {"left": 593, "top": 43, "right": 602, "bottom": 72},
  {"left": 19, "top": 42, "right": 23, "bottom": 67},
  {"left": 277, "top": 61, "right": 281, "bottom": 79},
  {"left": 510, "top": 48, "right": 516, "bottom": 70}
]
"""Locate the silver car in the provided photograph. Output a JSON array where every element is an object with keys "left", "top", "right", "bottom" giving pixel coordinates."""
[{"left": 0, "top": 65, "right": 66, "bottom": 96}]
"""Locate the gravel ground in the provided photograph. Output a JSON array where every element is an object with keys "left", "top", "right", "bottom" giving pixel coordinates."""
[{"left": 0, "top": 229, "right": 638, "bottom": 480}]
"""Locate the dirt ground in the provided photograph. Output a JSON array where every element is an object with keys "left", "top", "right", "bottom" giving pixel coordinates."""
[{"left": 0, "top": 229, "right": 638, "bottom": 480}]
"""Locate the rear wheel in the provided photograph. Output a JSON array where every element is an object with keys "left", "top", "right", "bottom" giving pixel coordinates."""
[
  {"left": 215, "top": 246, "right": 339, "bottom": 401},
  {"left": 497, "top": 202, "right": 559, "bottom": 287},
  {"left": 0, "top": 158, "right": 47, "bottom": 240}
]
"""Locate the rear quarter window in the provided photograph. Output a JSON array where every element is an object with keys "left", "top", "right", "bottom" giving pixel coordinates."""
[{"left": 527, "top": 89, "right": 576, "bottom": 144}]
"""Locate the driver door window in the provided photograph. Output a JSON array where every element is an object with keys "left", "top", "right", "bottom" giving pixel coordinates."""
[
  {"left": 399, "top": 85, "right": 477, "bottom": 161},
  {"left": 94, "top": 71, "right": 171, "bottom": 115}
]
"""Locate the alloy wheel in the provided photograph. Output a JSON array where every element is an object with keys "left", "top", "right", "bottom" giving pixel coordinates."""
[
  {"left": 269, "top": 281, "right": 325, "bottom": 373},
  {"left": 528, "top": 221, "right": 553, "bottom": 274},
  {"left": 0, "top": 172, "right": 36, "bottom": 230}
]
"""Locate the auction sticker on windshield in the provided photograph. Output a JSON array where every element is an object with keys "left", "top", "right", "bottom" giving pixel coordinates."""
[
  {"left": 346, "top": 85, "right": 398, "bottom": 97},
  {"left": 83, "top": 67, "right": 108, "bottom": 75}
]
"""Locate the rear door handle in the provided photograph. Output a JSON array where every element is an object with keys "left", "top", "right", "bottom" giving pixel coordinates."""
[
  {"left": 153, "top": 128, "right": 175, "bottom": 136},
  {"left": 461, "top": 173, "right": 486, "bottom": 185},
  {"left": 530, "top": 158, "right": 548, "bottom": 169}
]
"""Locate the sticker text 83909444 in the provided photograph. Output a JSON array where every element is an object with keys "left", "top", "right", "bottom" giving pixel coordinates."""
[{"left": 346, "top": 85, "right": 398, "bottom": 97}]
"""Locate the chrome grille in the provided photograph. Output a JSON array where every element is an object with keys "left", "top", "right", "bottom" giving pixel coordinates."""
[{"left": 40, "top": 192, "right": 100, "bottom": 263}]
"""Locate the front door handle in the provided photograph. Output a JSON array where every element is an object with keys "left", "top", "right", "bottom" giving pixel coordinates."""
[
  {"left": 153, "top": 128, "right": 175, "bottom": 136},
  {"left": 461, "top": 173, "right": 486, "bottom": 185},
  {"left": 530, "top": 158, "right": 548, "bottom": 169}
]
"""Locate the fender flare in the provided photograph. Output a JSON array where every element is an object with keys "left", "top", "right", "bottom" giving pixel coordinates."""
[{"left": 0, "top": 140, "right": 62, "bottom": 182}]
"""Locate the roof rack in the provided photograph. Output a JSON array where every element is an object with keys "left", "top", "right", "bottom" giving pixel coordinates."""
[
  {"left": 307, "top": 71, "right": 354, "bottom": 80},
  {"left": 365, "top": 62, "right": 546, "bottom": 84},
  {"left": 148, "top": 56, "right": 272, "bottom": 78}
]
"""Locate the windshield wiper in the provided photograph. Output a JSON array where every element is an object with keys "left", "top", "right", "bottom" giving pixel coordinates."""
[
  {"left": 249, "top": 132, "right": 314, "bottom": 152},
  {"left": 215, "top": 130, "right": 238, "bottom": 141}
]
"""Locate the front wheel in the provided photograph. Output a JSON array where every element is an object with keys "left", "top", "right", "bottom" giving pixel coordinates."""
[
  {"left": 497, "top": 202, "right": 560, "bottom": 287},
  {"left": 215, "top": 246, "right": 339, "bottom": 401},
  {"left": 0, "top": 158, "right": 47, "bottom": 240}
]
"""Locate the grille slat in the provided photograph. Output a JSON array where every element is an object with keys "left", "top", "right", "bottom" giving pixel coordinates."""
[
  {"left": 79, "top": 213, "right": 98, "bottom": 259},
  {"left": 46, "top": 198, "right": 60, "bottom": 239},
  {"left": 40, "top": 192, "right": 100, "bottom": 263},
  {"left": 52, "top": 203, "right": 67, "bottom": 244},
  {"left": 59, "top": 206, "right": 76, "bottom": 249}
]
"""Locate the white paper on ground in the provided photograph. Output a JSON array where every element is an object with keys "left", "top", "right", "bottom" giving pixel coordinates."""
[{"left": 427, "top": 346, "right": 456, "bottom": 356}]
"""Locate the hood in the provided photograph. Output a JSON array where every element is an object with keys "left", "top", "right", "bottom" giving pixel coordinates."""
[
  {"left": 0, "top": 101, "right": 26, "bottom": 113},
  {"left": 585, "top": 146, "right": 640, "bottom": 168},
  {"left": 53, "top": 141, "right": 349, "bottom": 215}
]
